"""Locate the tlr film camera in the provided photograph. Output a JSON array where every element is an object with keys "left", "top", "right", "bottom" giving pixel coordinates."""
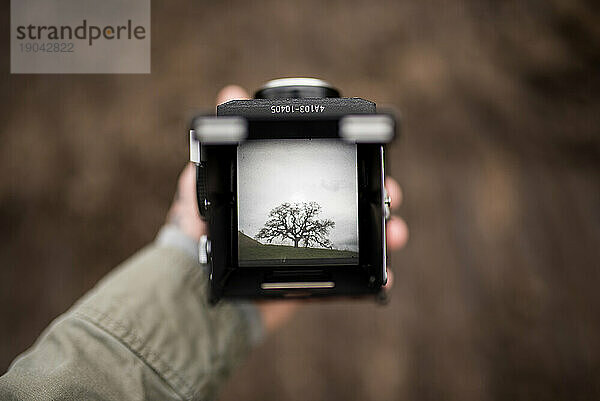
[{"left": 189, "top": 78, "right": 398, "bottom": 303}]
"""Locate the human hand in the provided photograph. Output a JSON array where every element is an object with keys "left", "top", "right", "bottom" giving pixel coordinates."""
[{"left": 166, "top": 85, "right": 409, "bottom": 335}]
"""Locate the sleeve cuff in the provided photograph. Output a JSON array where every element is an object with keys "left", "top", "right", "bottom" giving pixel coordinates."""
[
  {"left": 154, "top": 224, "right": 264, "bottom": 345},
  {"left": 155, "top": 224, "right": 199, "bottom": 261}
]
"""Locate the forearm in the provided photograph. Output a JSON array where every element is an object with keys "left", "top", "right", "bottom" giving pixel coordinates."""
[{"left": 0, "top": 227, "right": 263, "bottom": 401}]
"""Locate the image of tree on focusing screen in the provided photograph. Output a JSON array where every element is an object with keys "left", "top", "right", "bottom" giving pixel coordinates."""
[
  {"left": 256, "top": 201, "right": 335, "bottom": 248},
  {"left": 237, "top": 139, "right": 359, "bottom": 265}
]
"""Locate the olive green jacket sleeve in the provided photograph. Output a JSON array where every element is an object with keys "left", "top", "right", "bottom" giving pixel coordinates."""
[{"left": 0, "top": 226, "right": 263, "bottom": 401}]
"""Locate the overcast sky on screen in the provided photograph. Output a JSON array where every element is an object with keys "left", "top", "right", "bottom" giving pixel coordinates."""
[{"left": 237, "top": 139, "right": 358, "bottom": 251}]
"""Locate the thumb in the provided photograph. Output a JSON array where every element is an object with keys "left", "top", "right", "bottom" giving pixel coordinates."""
[{"left": 216, "top": 85, "right": 250, "bottom": 106}]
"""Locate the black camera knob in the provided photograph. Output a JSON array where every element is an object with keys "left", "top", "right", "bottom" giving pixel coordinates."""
[{"left": 254, "top": 78, "right": 340, "bottom": 99}]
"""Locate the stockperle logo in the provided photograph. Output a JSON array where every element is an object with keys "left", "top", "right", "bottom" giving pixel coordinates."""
[{"left": 11, "top": 0, "right": 150, "bottom": 74}]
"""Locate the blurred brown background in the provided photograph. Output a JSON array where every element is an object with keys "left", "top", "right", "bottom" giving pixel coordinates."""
[{"left": 1, "top": 0, "right": 599, "bottom": 400}]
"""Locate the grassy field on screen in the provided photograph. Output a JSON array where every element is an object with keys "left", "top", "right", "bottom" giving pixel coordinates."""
[{"left": 239, "top": 232, "right": 358, "bottom": 260}]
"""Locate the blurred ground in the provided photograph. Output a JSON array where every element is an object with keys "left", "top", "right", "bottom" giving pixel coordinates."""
[{"left": 1, "top": 0, "right": 599, "bottom": 400}]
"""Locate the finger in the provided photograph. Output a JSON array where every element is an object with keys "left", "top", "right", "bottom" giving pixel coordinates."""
[
  {"left": 383, "top": 269, "right": 394, "bottom": 290},
  {"left": 255, "top": 300, "right": 302, "bottom": 334},
  {"left": 176, "top": 163, "right": 198, "bottom": 203},
  {"left": 217, "top": 85, "right": 250, "bottom": 105},
  {"left": 166, "top": 163, "right": 206, "bottom": 240},
  {"left": 386, "top": 216, "right": 409, "bottom": 250},
  {"left": 385, "top": 177, "right": 403, "bottom": 210}
]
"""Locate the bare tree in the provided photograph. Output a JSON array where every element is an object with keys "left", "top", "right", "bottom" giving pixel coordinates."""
[{"left": 256, "top": 202, "right": 335, "bottom": 248}]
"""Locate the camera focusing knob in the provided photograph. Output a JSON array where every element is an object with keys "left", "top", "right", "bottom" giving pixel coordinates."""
[
  {"left": 199, "top": 235, "right": 211, "bottom": 265},
  {"left": 383, "top": 188, "right": 391, "bottom": 221},
  {"left": 254, "top": 77, "right": 340, "bottom": 99}
]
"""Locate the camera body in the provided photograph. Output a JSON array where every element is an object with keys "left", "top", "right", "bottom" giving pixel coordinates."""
[{"left": 189, "top": 79, "right": 396, "bottom": 303}]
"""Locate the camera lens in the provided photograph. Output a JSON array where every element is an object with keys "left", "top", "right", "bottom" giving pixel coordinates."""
[{"left": 254, "top": 78, "right": 340, "bottom": 99}]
